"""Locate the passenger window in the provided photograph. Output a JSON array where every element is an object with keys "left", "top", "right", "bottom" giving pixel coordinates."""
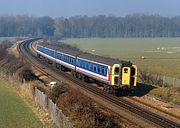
[
  {"left": 124, "top": 68, "right": 128, "bottom": 73},
  {"left": 90, "top": 65, "right": 93, "bottom": 70},
  {"left": 93, "top": 65, "right": 97, "bottom": 71},
  {"left": 98, "top": 67, "right": 100, "bottom": 72},
  {"left": 86, "top": 63, "right": 88, "bottom": 68},
  {"left": 114, "top": 67, "right": 119, "bottom": 75},
  {"left": 102, "top": 68, "right": 104, "bottom": 74}
]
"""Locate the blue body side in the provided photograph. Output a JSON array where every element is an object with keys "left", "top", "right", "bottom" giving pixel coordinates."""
[
  {"left": 54, "top": 52, "right": 76, "bottom": 66},
  {"left": 76, "top": 58, "right": 108, "bottom": 77},
  {"left": 37, "top": 45, "right": 109, "bottom": 82}
]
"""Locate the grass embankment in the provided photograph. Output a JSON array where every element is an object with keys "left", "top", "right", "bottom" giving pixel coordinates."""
[
  {"left": 0, "top": 80, "right": 44, "bottom": 128},
  {"left": 135, "top": 83, "right": 180, "bottom": 105},
  {"left": 64, "top": 38, "right": 180, "bottom": 78},
  {"left": 149, "top": 87, "right": 180, "bottom": 105}
]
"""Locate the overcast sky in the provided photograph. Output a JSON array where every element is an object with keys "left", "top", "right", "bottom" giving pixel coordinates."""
[{"left": 0, "top": 0, "right": 180, "bottom": 17}]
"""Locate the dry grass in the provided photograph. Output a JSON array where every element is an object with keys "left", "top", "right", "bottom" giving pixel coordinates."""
[
  {"left": 0, "top": 41, "right": 57, "bottom": 128},
  {"left": 149, "top": 87, "right": 180, "bottom": 105},
  {"left": 56, "top": 90, "right": 125, "bottom": 128}
]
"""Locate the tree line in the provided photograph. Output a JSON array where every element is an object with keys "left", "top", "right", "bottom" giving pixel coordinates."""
[{"left": 0, "top": 14, "right": 180, "bottom": 38}]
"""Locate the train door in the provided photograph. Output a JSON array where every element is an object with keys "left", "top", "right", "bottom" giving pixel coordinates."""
[
  {"left": 122, "top": 67, "right": 131, "bottom": 85},
  {"left": 111, "top": 64, "right": 122, "bottom": 86}
]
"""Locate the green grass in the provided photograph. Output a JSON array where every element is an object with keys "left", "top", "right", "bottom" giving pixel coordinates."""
[
  {"left": 63, "top": 38, "right": 180, "bottom": 78},
  {"left": 0, "top": 80, "right": 44, "bottom": 128}
]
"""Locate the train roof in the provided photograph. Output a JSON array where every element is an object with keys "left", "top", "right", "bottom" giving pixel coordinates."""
[{"left": 38, "top": 43, "right": 132, "bottom": 66}]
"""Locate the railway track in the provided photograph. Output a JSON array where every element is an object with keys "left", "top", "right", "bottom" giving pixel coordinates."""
[
  {"left": 127, "top": 96, "right": 180, "bottom": 120},
  {"left": 19, "top": 39, "right": 180, "bottom": 128}
]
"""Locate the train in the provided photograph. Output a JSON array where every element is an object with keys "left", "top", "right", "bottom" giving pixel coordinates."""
[{"left": 35, "top": 43, "right": 138, "bottom": 93}]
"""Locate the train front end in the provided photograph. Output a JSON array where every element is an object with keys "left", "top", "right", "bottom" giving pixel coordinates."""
[{"left": 111, "top": 63, "right": 137, "bottom": 90}]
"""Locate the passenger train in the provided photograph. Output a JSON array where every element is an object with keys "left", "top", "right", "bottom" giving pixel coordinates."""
[{"left": 35, "top": 44, "right": 138, "bottom": 93}]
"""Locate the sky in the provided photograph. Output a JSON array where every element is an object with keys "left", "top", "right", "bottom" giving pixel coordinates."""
[{"left": 0, "top": 0, "right": 180, "bottom": 18}]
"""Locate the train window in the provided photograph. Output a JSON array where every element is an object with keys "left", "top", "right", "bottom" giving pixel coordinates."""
[
  {"left": 114, "top": 77, "right": 119, "bottom": 85},
  {"left": 131, "top": 67, "right": 135, "bottom": 76},
  {"left": 86, "top": 63, "right": 88, "bottom": 69},
  {"left": 98, "top": 67, "right": 100, "bottom": 73},
  {"left": 81, "top": 63, "right": 84, "bottom": 68},
  {"left": 68, "top": 57, "right": 70, "bottom": 62},
  {"left": 71, "top": 58, "right": 73, "bottom": 64},
  {"left": 93, "top": 65, "right": 97, "bottom": 72},
  {"left": 82, "top": 61, "right": 85, "bottom": 68},
  {"left": 89, "top": 64, "right": 93, "bottom": 70},
  {"left": 78, "top": 61, "right": 81, "bottom": 66},
  {"left": 105, "top": 69, "right": 107, "bottom": 74},
  {"left": 102, "top": 68, "right": 105, "bottom": 74},
  {"left": 80, "top": 62, "right": 83, "bottom": 67},
  {"left": 114, "top": 67, "right": 119, "bottom": 75},
  {"left": 124, "top": 68, "right": 128, "bottom": 73}
]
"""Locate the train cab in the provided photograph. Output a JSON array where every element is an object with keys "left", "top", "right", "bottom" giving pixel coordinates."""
[{"left": 111, "top": 63, "right": 137, "bottom": 89}]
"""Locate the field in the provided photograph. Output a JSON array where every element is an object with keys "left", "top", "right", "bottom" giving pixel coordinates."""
[
  {"left": 63, "top": 38, "right": 180, "bottom": 78},
  {"left": 0, "top": 80, "right": 44, "bottom": 128},
  {"left": 0, "top": 37, "right": 17, "bottom": 41}
]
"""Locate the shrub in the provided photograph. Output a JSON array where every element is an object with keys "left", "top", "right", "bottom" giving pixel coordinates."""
[
  {"left": 49, "top": 83, "right": 68, "bottom": 102},
  {"left": 57, "top": 90, "right": 121, "bottom": 128}
]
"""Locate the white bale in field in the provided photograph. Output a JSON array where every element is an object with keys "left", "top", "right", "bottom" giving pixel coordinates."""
[
  {"left": 161, "top": 47, "right": 166, "bottom": 50},
  {"left": 141, "top": 56, "right": 145, "bottom": 59},
  {"left": 91, "top": 49, "right": 96, "bottom": 52}
]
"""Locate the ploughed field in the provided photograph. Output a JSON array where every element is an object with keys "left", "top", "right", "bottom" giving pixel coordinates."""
[
  {"left": 64, "top": 38, "right": 180, "bottom": 78},
  {"left": 0, "top": 80, "right": 43, "bottom": 128}
]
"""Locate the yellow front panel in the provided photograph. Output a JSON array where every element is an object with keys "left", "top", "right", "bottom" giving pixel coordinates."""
[
  {"left": 111, "top": 64, "right": 120, "bottom": 86},
  {"left": 122, "top": 67, "right": 130, "bottom": 85}
]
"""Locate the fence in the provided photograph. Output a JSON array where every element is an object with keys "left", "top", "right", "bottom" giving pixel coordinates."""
[
  {"left": 0, "top": 68, "right": 72, "bottom": 128},
  {"left": 139, "top": 72, "right": 180, "bottom": 87},
  {"left": 35, "top": 88, "right": 72, "bottom": 128},
  {"left": 162, "top": 76, "right": 180, "bottom": 87}
]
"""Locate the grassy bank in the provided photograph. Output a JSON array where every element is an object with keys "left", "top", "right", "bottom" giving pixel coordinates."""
[
  {"left": 0, "top": 80, "right": 44, "bottom": 128},
  {"left": 64, "top": 38, "right": 180, "bottom": 78},
  {"left": 149, "top": 87, "right": 180, "bottom": 105}
]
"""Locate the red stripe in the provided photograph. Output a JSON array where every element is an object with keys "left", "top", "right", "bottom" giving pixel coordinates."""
[
  {"left": 76, "top": 68, "right": 110, "bottom": 83},
  {"left": 108, "top": 66, "right": 112, "bottom": 81}
]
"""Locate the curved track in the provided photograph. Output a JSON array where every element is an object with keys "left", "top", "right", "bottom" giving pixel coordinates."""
[{"left": 19, "top": 39, "right": 180, "bottom": 128}]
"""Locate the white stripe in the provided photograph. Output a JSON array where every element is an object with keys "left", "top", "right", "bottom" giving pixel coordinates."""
[{"left": 76, "top": 67, "right": 108, "bottom": 80}]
